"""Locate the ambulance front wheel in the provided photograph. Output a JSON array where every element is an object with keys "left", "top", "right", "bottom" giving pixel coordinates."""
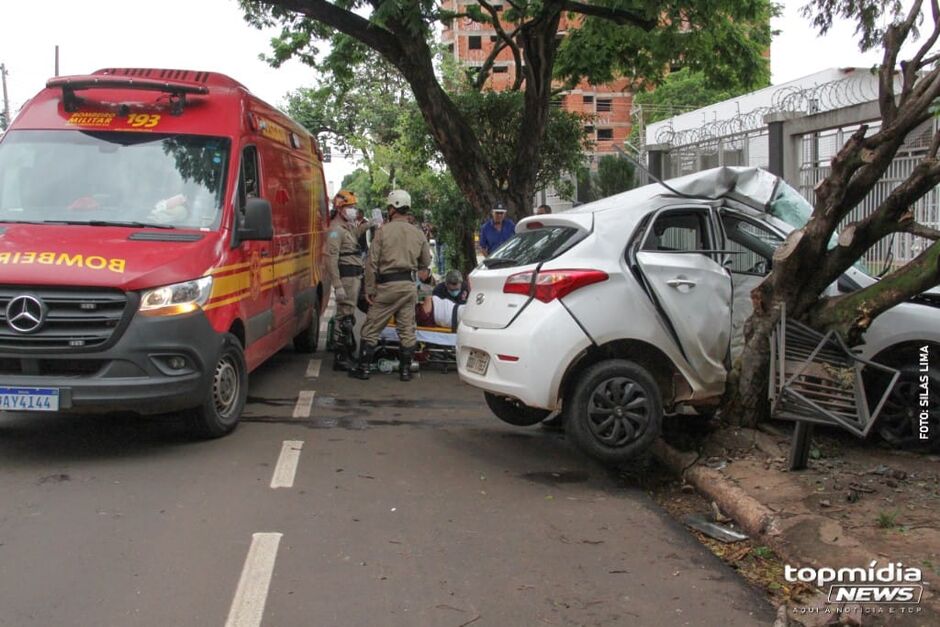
[
  {"left": 294, "top": 301, "right": 321, "bottom": 353},
  {"left": 188, "top": 333, "right": 248, "bottom": 438}
]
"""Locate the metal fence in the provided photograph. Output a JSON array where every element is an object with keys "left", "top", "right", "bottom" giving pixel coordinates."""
[
  {"left": 797, "top": 117, "right": 939, "bottom": 272},
  {"left": 660, "top": 128, "right": 770, "bottom": 179}
]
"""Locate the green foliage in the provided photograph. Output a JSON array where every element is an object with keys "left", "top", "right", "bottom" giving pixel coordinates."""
[
  {"left": 627, "top": 67, "right": 768, "bottom": 151},
  {"left": 802, "top": 0, "right": 906, "bottom": 51},
  {"left": 339, "top": 168, "right": 379, "bottom": 209},
  {"left": 594, "top": 155, "right": 637, "bottom": 198},
  {"left": 633, "top": 68, "right": 747, "bottom": 126},
  {"left": 752, "top": 546, "right": 773, "bottom": 559},
  {"left": 555, "top": 0, "right": 774, "bottom": 91},
  {"left": 240, "top": 0, "right": 775, "bottom": 270},
  {"left": 399, "top": 89, "right": 588, "bottom": 193},
  {"left": 576, "top": 155, "right": 637, "bottom": 203},
  {"left": 283, "top": 40, "right": 410, "bottom": 157}
]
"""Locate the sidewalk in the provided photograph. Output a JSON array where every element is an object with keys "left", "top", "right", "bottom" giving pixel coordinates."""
[{"left": 653, "top": 422, "right": 940, "bottom": 626}]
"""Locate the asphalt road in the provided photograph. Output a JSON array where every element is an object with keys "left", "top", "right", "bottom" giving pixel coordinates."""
[{"left": 0, "top": 344, "right": 775, "bottom": 626}]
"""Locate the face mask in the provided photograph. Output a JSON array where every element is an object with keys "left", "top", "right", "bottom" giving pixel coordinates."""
[
  {"left": 448, "top": 288, "right": 461, "bottom": 297},
  {"left": 344, "top": 208, "right": 358, "bottom": 221}
]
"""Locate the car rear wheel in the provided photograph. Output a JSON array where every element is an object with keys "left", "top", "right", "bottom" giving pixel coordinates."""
[
  {"left": 484, "top": 392, "right": 551, "bottom": 427},
  {"left": 566, "top": 359, "right": 663, "bottom": 464},
  {"left": 294, "top": 301, "right": 321, "bottom": 353},
  {"left": 188, "top": 333, "right": 248, "bottom": 438}
]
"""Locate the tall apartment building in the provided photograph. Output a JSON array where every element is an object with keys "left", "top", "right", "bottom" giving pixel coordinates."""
[{"left": 439, "top": 4, "right": 633, "bottom": 162}]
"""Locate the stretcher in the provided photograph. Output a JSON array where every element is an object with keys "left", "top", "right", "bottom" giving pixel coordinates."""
[{"left": 379, "top": 320, "right": 458, "bottom": 373}]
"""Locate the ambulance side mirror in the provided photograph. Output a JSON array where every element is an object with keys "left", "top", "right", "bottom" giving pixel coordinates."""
[{"left": 237, "top": 198, "right": 274, "bottom": 243}]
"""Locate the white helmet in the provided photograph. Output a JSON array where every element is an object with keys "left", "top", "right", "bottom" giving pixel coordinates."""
[{"left": 386, "top": 189, "right": 411, "bottom": 209}]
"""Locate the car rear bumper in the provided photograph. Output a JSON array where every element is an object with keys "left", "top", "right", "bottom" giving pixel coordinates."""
[
  {"left": 457, "top": 301, "right": 591, "bottom": 410},
  {"left": 0, "top": 310, "right": 223, "bottom": 414}
]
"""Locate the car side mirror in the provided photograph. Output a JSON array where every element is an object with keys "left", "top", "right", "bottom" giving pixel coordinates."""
[{"left": 237, "top": 197, "right": 274, "bottom": 243}]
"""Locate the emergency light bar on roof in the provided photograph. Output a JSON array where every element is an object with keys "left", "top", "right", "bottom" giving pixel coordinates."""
[{"left": 46, "top": 75, "right": 209, "bottom": 115}]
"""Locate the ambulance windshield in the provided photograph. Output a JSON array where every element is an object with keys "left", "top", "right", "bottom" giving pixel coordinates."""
[{"left": 0, "top": 130, "right": 230, "bottom": 230}]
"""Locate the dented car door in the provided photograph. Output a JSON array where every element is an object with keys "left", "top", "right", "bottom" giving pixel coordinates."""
[{"left": 631, "top": 207, "right": 733, "bottom": 389}]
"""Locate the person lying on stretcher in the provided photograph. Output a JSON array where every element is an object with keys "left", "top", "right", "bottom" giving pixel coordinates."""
[{"left": 415, "top": 293, "right": 464, "bottom": 331}]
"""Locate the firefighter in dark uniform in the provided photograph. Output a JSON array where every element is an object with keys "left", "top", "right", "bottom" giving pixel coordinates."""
[
  {"left": 327, "top": 190, "right": 366, "bottom": 370},
  {"left": 351, "top": 189, "right": 431, "bottom": 381}
]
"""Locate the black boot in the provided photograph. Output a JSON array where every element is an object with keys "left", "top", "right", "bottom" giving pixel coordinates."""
[
  {"left": 399, "top": 346, "right": 415, "bottom": 382},
  {"left": 332, "top": 346, "right": 351, "bottom": 371},
  {"left": 341, "top": 315, "right": 358, "bottom": 355},
  {"left": 349, "top": 343, "right": 376, "bottom": 380},
  {"left": 333, "top": 316, "right": 356, "bottom": 371}
]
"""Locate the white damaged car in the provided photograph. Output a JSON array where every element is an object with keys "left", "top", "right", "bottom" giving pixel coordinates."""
[{"left": 457, "top": 167, "right": 939, "bottom": 464}]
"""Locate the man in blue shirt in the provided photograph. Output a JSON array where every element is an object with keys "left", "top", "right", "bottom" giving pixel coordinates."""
[{"left": 479, "top": 205, "right": 516, "bottom": 256}]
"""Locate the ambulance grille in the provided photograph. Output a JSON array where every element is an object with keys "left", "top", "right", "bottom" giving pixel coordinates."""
[{"left": 0, "top": 287, "right": 129, "bottom": 351}]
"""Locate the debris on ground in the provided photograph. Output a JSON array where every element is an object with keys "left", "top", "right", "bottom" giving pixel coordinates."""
[
  {"left": 684, "top": 513, "right": 748, "bottom": 543},
  {"left": 650, "top": 416, "right": 940, "bottom": 624}
]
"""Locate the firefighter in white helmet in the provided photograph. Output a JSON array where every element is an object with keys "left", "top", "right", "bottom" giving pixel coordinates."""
[{"left": 351, "top": 189, "right": 431, "bottom": 381}]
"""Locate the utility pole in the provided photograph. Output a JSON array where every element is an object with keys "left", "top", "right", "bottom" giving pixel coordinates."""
[{"left": 1, "top": 63, "right": 10, "bottom": 131}]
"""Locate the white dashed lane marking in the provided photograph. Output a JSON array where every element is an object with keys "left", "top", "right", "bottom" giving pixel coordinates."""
[
  {"left": 270, "top": 440, "right": 304, "bottom": 489},
  {"left": 225, "top": 532, "right": 283, "bottom": 627},
  {"left": 305, "top": 359, "right": 321, "bottom": 379},
  {"left": 292, "top": 390, "right": 315, "bottom": 419}
]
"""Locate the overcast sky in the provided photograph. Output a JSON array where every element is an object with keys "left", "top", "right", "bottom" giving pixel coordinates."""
[{"left": 0, "top": 0, "right": 911, "bottom": 189}]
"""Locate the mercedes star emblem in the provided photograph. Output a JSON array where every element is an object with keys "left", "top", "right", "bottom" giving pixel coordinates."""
[{"left": 6, "top": 295, "right": 46, "bottom": 334}]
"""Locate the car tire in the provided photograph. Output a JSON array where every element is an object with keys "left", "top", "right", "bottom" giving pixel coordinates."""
[
  {"left": 566, "top": 359, "right": 663, "bottom": 464},
  {"left": 867, "top": 363, "right": 939, "bottom": 450},
  {"left": 188, "top": 333, "right": 248, "bottom": 438},
  {"left": 294, "top": 301, "right": 321, "bottom": 353},
  {"left": 484, "top": 392, "right": 551, "bottom": 427}
]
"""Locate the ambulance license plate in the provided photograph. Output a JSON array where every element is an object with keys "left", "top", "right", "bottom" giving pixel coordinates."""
[
  {"left": 0, "top": 387, "right": 60, "bottom": 412},
  {"left": 466, "top": 349, "right": 489, "bottom": 375}
]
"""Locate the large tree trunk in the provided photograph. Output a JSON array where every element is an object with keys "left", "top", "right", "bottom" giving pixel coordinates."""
[{"left": 722, "top": 298, "right": 779, "bottom": 426}]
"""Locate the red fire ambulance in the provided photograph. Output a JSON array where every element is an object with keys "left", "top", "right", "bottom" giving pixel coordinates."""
[{"left": 0, "top": 68, "right": 330, "bottom": 436}]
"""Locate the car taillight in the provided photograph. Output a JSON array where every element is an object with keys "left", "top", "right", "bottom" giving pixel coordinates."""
[{"left": 503, "top": 269, "right": 608, "bottom": 303}]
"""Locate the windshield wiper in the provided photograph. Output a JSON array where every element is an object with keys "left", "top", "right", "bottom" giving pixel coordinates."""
[
  {"left": 41, "top": 220, "right": 175, "bottom": 230},
  {"left": 482, "top": 257, "right": 520, "bottom": 269}
]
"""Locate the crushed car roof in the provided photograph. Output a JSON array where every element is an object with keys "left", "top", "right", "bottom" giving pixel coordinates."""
[{"left": 565, "top": 166, "right": 782, "bottom": 216}]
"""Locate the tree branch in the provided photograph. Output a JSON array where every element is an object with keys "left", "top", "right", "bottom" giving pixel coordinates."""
[
  {"left": 813, "top": 157, "right": 940, "bottom": 296},
  {"left": 256, "top": 0, "right": 403, "bottom": 61},
  {"left": 877, "top": 0, "right": 924, "bottom": 124},
  {"left": 896, "top": 0, "right": 926, "bottom": 105},
  {"left": 908, "top": 0, "right": 940, "bottom": 78},
  {"left": 562, "top": 1, "right": 657, "bottom": 29},
  {"left": 900, "top": 220, "right": 940, "bottom": 240},
  {"left": 809, "top": 239, "right": 940, "bottom": 343},
  {"left": 474, "top": 0, "right": 524, "bottom": 91}
]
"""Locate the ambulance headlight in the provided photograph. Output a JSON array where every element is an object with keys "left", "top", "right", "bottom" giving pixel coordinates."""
[{"left": 139, "top": 277, "right": 213, "bottom": 316}]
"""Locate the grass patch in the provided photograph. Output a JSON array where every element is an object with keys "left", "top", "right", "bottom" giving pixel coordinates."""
[{"left": 876, "top": 510, "right": 899, "bottom": 529}]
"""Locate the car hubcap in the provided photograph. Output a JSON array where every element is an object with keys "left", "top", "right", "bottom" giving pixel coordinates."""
[
  {"left": 587, "top": 377, "right": 651, "bottom": 447},
  {"left": 879, "top": 373, "right": 938, "bottom": 444},
  {"left": 213, "top": 355, "right": 239, "bottom": 418}
]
